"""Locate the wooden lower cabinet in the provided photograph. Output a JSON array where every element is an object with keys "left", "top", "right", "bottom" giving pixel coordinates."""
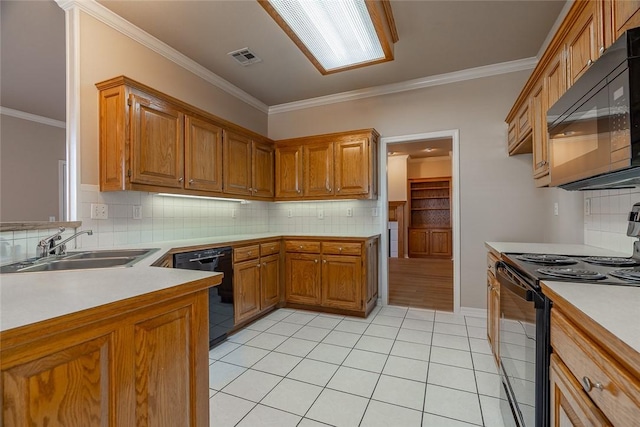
[
  {"left": 1, "top": 287, "right": 214, "bottom": 427},
  {"left": 284, "top": 237, "right": 378, "bottom": 316},
  {"left": 233, "top": 240, "right": 282, "bottom": 325},
  {"left": 408, "top": 228, "right": 451, "bottom": 258},
  {"left": 285, "top": 252, "right": 321, "bottom": 305}
]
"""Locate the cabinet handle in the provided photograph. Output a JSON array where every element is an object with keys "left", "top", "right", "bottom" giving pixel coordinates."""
[
  {"left": 587, "top": 59, "right": 593, "bottom": 66},
  {"left": 178, "top": 177, "right": 184, "bottom": 182},
  {"left": 581, "top": 376, "right": 604, "bottom": 393}
]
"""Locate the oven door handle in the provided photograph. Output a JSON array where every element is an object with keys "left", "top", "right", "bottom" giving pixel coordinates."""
[{"left": 496, "top": 261, "right": 535, "bottom": 302}]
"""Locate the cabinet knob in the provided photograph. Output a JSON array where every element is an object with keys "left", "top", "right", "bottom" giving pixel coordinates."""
[
  {"left": 587, "top": 59, "right": 593, "bottom": 66},
  {"left": 315, "top": 259, "right": 318, "bottom": 263},
  {"left": 189, "top": 179, "right": 194, "bottom": 184},
  {"left": 299, "top": 245, "right": 303, "bottom": 249},
  {"left": 178, "top": 177, "right": 184, "bottom": 182},
  {"left": 337, "top": 187, "right": 341, "bottom": 192},
  {"left": 599, "top": 46, "right": 605, "bottom": 55},
  {"left": 248, "top": 251, "right": 253, "bottom": 255},
  {"left": 263, "top": 262, "right": 267, "bottom": 267},
  {"left": 581, "top": 376, "right": 603, "bottom": 393},
  {"left": 257, "top": 263, "right": 261, "bottom": 268},
  {"left": 323, "top": 259, "right": 327, "bottom": 264},
  {"left": 328, "top": 187, "right": 332, "bottom": 192},
  {"left": 297, "top": 189, "right": 301, "bottom": 194},
  {"left": 338, "top": 247, "right": 343, "bottom": 252}
]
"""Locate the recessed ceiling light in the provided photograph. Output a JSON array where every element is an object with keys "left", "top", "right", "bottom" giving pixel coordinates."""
[{"left": 259, "top": 0, "right": 398, "bottom": 75}]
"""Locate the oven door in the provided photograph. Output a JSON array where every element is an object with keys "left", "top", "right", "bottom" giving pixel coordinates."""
[{"left": 497, "top": 262, "right": 550, "bottom": 427}]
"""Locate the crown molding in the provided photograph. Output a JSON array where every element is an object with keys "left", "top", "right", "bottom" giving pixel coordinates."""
[
  {"left": 0, "top": 107, "right": 66, "bottom": 129},
  {"left": 54, "top": 0, "right": 269, "bottom": 114},
  {"left": 269, "top": 57, "right": 537, "bottom": 114}
]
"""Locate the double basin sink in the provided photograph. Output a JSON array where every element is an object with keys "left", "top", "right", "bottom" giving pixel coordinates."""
[{"left": 1, "top": 248, "right": 159, "bottom": 274}]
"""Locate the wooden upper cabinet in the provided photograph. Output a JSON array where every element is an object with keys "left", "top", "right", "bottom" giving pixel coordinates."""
[
  {"left": 275, "top": 129, "right": 378, "bottom": 201},
  {"left": 304, "top": 142, "right": 334, "bottom": 197},
  {"left": 531, "top": 82, "right": 549, "bottom": 180},
  {"left": 275, "top": 145, "right": 303, "bottom": 198},
  {"left": 608, "top": 0, "right": 640, "bottom": 42},
  {"left": 223, "top": 130, "right": 253, "bottom": 196},
  {"left": 335, "top": 138, "right": 370, "bottom": 196},
  {"left": 130, "top": 93, "right": 184, "bottom": 188},
  {"left": 253, "top": 141, "right": 275, "bottom": 198},
  {"left": 566, "top": 1, "right": 604, "bottom": 87},
  {"left": 545, "top": 50, "right": 567, "bottom": 109},
  {"left": 185, "top": 116, "right": 223, "bottom": 192}
]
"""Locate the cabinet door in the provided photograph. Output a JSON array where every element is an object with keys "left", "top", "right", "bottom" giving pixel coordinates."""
[
  {"left": 429, "top": 229, "right": 452, "bottom": 257},
  {"left": 549, "top": 354, "right": 611, "bottom": 427},
  {"left": 185, "top": 116, "right": 223, "bottom": 193},
  {"left": 321, "top": 255, "right": 362, "bottom": 311},
  {"left": 610, "top": 0, "right": 640, "bottom": 40},
  {"left": 2, "top": 335, "right": 113, "bottom": 426},
  {"left": 275, "top": 145, "right": 303, "bottom": 198},
  {"left": 261, "top": 254, "right": 280, "bottom": 310},
  {"left": 134, "top": 306, "right": 196, "bottom": 427},
  {"left": 234, "top": 259, "right": 261, "bottom": 323},
  {"left": 304, "top": 142, "right": 334, "bottom": 197},
  {"left": 252, "top": 141, "right": 275, "bottom": 198},
  {"left": 285, "top": 252, "right": 321, "bottom": 305},
  {"left": 335, "top": 138, "right": 369, "bottom": 195},
  {"left": 531, "top": 83, "right": 549, "bottom": 179},
  {"left": 130, "top": 93, "right": 184, "bottom": 188},
  {"left": 408, "top": 229, "right": 429, "bottom": 257},
  {"left": 566, "top": 1, "right": 603, "bottom": 87},
  {"left": 223, "top": 130, "right": 252, "bottom": 196}
]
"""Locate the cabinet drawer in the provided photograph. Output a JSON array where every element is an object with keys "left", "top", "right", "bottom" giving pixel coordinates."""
[
  {"left": 322, "top": 242, "right": 362, "bottom": 256},
  {"left": 285, "top": 241, "right": 321, "bottom": 253},
  {"left": 234, "top": 245, "right": 260, "bottom": 262},
  {"left": 260, "top": 241, "right": 281, "bottom": 256},
  {"left": 551, "top": 310, "right": 640, "bottom": 427}
]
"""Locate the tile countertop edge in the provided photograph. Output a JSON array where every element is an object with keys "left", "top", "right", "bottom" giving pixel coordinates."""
[
  {"left": 485, "top": 241, "right": 631, "bottom": 258},
  {"left": 541, "top": 280, "right": 640, "bottom": 376}
]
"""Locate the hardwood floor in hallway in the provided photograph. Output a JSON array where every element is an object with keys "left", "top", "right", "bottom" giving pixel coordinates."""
[{"left": 388, "top": 257, "right": 453, "bottom": 311}]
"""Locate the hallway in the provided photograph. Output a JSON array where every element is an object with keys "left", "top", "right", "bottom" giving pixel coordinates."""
[{"left": 388, "top": 258, "right": 453, "bottom": 311}]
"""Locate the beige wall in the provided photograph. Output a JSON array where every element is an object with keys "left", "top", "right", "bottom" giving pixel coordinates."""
[
  {"left": 387, "top": 155, "right": 408, "bottom": 202},
  {"left": 407, "top": 156, "right": 452, "bottom": 179},
  {"left": 269, "top": 71, "right": 584, "bottom": 309},
  {"left": 78, "top": 12, "right": 268, "bottom": 185},
  {"left": 0, "top": 114, "right": 66, "bottom": 221}
]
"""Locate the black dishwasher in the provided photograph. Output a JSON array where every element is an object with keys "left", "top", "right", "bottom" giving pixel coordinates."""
[{"left": 174, "top": 247, "right": 233, "bottom": 348}]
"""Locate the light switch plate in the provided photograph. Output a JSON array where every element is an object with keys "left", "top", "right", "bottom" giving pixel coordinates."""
[
  {"left": 91, "top": 203, "right": 108, "bottom": 220},
  {"left": 287, "top": 209, "right": 293, "bottom": 218},
  {"left": 371, "top": 207, "right": 379, "bottom": 217},
  {"left": 133, "top": 205, "right": 142, "bottom": 220},
  {"left": 346, "top": 208, "right": 353, "bottom": 217},
  {"left": 553, "top": 202, "right": 559, "bottom": 216},
  {"left": 318, "top": 209, "right": 324, "bottom": 220},
  {"left": 585, "top": 198, "right": 591, "bottom": 216}
]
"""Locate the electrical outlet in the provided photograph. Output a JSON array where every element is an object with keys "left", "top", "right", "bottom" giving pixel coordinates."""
[
  {"left": 318, "top": 209, "right": 324, "bottom": 220},
  {"left": 553, "top": 202, "right": 559, "bottom": 216},
  {"left": 371, "top": 207, "right": 379, "bottom": 217},
  {"left": 91, "top": 203, "right": 108, "bottom": 220},
  {"left": 585, "top": 198, "right": 591, "bottom": 216},
  {"left": 49, "top": 216, "right": 56, "bottom": 222},
  {"left": 133, "top": 205, "right": 142, "bottom": 220},
  {"left": 287, "top": 209, "right": 293, "bottom": 218},
  {"left": 346, "top": 208, "right": 353, "bottom": 217},
  {"left": 231, "top": 209, "right": 236, "bottom": 218}
]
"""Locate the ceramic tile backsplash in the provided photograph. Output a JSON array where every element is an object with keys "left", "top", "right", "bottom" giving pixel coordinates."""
[
  {"left": 77, "top": 187, "right": 270, "bottom": 248},
  {"left": 0, "top": 227, "right": 79, "bottom": 264},
  {"left": 584, "top": 188, "right": 640, "bottom": 254},
  {"left": 267, "top": 199, "right": 382, "bottom": 235}
]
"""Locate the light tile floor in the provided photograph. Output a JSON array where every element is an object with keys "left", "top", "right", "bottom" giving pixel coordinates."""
[{"left": 209, "top": 306, "right": 510, "bottom": 427}]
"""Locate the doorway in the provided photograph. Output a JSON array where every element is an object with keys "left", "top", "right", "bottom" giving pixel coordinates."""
[{"left": 382, "top": 131, "right": 460, "bottom": 312}]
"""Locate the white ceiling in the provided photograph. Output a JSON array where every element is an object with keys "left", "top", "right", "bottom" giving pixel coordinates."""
[{"left": 0, "top": 0, "right": 567, "bottom": 122}]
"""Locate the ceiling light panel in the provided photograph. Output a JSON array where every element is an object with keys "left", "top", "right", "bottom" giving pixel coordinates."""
[{"left": 260, "top": 0, "right": 396, "bottom": 74}]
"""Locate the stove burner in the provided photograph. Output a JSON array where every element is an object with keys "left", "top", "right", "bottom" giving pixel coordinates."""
[
  {"left": 609, "top": 269, "right": 640, "bottom": 282},
  {"left": 583, "top": 256, "right": 640, "bottom": 267},
  {"left": 537, "top": 267, "right": 607, "bottom": 281},
  {"left": 516, "top": 254, "right": 577, "bottom": 265}
]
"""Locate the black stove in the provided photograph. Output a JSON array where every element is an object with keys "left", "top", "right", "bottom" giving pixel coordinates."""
[{"left": 502, "top": 253, "right": 640, "bottom": 288}]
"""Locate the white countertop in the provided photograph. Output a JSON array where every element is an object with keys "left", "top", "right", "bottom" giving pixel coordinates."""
[
  {"left": 485, "top": 241, "right": 631, "bottom": 257},
  {"left": 0, "top": 232, "right": 380, "bottom": 333},
  {"left": 542, "top": 280, "right": 640, "bottom": 355}
]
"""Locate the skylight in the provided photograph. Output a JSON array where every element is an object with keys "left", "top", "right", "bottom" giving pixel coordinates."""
[{"left": 259, "top": 0, "right": 397, "bottom": 74}]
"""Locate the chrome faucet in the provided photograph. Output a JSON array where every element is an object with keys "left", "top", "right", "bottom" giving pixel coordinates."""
[{"left": 37, "top": 228, "right": 93, "bottom": 257}]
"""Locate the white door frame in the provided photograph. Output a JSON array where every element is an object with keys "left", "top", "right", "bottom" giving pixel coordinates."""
[{"left": 379, "top": 130, "right": 461, "bottom": 312}]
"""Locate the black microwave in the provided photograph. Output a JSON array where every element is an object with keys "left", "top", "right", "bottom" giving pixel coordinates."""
[{"left": 547, "top": 27, "right": 640, "bottom": 190}]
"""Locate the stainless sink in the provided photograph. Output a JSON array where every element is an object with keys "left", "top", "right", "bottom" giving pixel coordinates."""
[
  {"left": 0, "top": 248, "right": 159, "bottom": 273},
  {"left": 18, "top": 257, "right": 137, "bottom": 272}
]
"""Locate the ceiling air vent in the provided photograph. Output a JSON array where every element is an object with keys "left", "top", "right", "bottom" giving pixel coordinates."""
[{"left": 228, "top": 47, "right": 262, "bottom": 66}]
